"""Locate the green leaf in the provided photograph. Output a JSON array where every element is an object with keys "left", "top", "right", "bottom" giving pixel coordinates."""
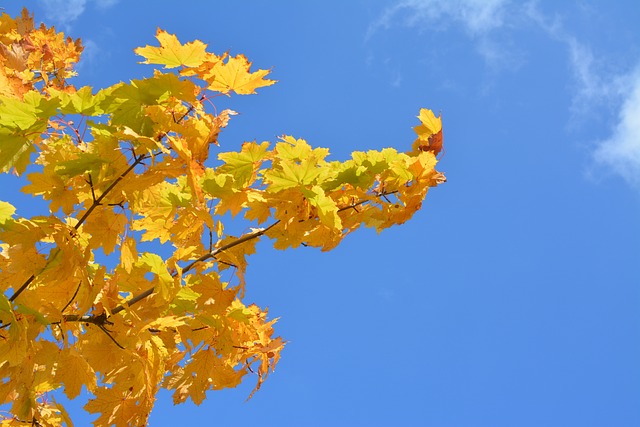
[
  {"left": 135, "top": 29, "right": 208, "bottom": 69},
  {"left": 55, "top": 153, "right": 108, "bottom": 177},
  {"left": 100, "top": 74, "right": 197, "bottom": 134},
  {"left": 15, "top": 304, "right": 48, "bottom": 325},
  {"left": 170, "top": 287, "right": 200, "bottom": 312},
  {"left": 217, "top": 141, "right": 270, "bottom": 186},
  {"left": 139, "top": 253, "right": 174, "bottom": 302},
  {"left": 0, "top": 200, "right": 16, "bottom": 224},
  {"left": 0, "top": 131, "right": 34, "bottom": 174},
  {"left": 227, "top": 307, "right": 251, "bottom": 324},
  {"left": 264, "top": 159, "right": 322, "bottom": 192},
  {"left": 51, "top": 86, "right": 108, "bottom": 115},
  {"left": 275, "top": 136, "right": 328, "bottom": 162},
  {"left": 201, "top": 172, "right": 236, "bottom": 197},
  {"left": 0, "top": 294, "right": 13, "bottom": 316},
  {"left": 0, "top": 97, "right": 39, "bottom": 130},
  {"left": 300, "top": 185, "right": 342, "bottom": 229}
]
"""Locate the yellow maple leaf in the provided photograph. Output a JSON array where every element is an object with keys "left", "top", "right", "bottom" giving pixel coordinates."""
[
  {"left": 85, "top": 386, "right": 142, "bottom": 426},
  {"left": 412, "top": 108, "right": 443, "bottom": 156},
  {"left": 119, "top": 237, "right": 137, "bottom": 274},
  {"left": 135, "top": 29, "right": 208, "bottom": 69},
  {"left": 55, "top": 348, "right": 97, "bottom": 399},
  {"left": 82, "top": 206, "right": 127, "bottom": 255},
  {"left": 203, "top": 54, "right": 276, "bottom": 95},
  {"left": 0, "top": 201, "right": 15, "bottom": 224}
]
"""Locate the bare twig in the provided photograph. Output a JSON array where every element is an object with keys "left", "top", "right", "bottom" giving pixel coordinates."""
[
  {"left": 61, "top": 281, "right": 82, "bottom": 313},
  {"left": 87, "top": 173, "right": 96, "bottom": 202},
  {"left": 96, "top": 324, "right": 125, "bottom": 350}
]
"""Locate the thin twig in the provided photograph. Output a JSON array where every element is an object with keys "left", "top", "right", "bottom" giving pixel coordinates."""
[
  {"left": 87, "top": 173, "right": 96, "bottom": 202},
  {"left": 96, "top": 324, "right": 125, "bottom": 350},
  {"left": 9, "top": 275, "right": 36, "bottom": 302},
  {"left": 9, "top": 154, "right": 150, "bottom": 302},
  {"left": 61, "top": 281, "right": 82, "bottom": 313},
  {"left": 109, "top": 220, "right": 281, "bottom": 316},
  {"left": 74, "top": 153, "right": 148, "bottom": 230}
]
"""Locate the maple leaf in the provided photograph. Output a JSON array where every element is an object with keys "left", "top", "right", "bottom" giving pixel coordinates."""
[
  {"left": 82, "top": 206, "right": 127, "bottom": 255},
  {"left": 300, "top": 185, "right": 342, "bottom": 230},
  {"left": 139, "top": 252, "right": 176, "bottom": 303},
  {"left": 50, "top": 85, "right": 107, "bottom": 115},
  {"left": 202, "top": 54, "right": 276, "bottom": 95},
  {"left": 55, "top": 348, "right": 97, "bottom": 400},
  {"left": 217, "top": 141, "right": 271, "bottom": 186},
  {"left": 135, "top": 29, "right": 208, "bottom": 69},
  {"left": 0, "top": 201, "right": 15, "bottom": 224},
  {"left": 85, "top": 386, "right": 142, "bottom": 426},
  {"left": 264, "top": 158, "right": 323, "bottom": 192},
  {"left": 413, "top": 108, "right": 443, "bottom": 156}
]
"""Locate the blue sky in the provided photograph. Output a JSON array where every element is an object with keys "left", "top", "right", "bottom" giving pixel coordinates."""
[{"left": 3, "top": 1, "right": 640, "bottom": 426}]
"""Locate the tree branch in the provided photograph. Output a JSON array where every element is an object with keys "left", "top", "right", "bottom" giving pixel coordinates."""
[
  {"left": 109, "top": 220, "right": 281, "bottom": 316},
  {"left": 9, "top": 153, "right": 150, "bottom": 303},
  {"left": 74, "top": 152, "right": 148, "bottom": 230},
  {"left": 61, "top": 190, "right": 399, "bottom": 320}
]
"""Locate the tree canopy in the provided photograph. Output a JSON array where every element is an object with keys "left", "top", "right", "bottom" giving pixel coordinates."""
[{"left": 0, "top": 9, "right": 445, "bottom": 426}]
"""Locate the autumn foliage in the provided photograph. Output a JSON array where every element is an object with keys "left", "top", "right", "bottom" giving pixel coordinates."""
[{"left": 0, "top": 9, "right": 445, "bottom": 426}]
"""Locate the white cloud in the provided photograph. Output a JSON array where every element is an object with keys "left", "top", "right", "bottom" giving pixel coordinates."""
[
  {"left": 367, "top": 0, "right": 517, "bottom": 69},
  {"left": 593, "top": 69, "right": 640, "bottom": 186},
  {"left": 94, "top": 0, "right": 119, "bottom": 9},
  {"left": 563, "top": 38, "right": 628, "bottom": 118},
  {"left": 523, "top": 3, "right": 623, "bottom": 116},
  {"left": 40, "top": 0, "right": 118, "bottom": 28},
  {"left": 370, "top": 0, "right": 640, "bottom": 187},
  {"left": 368, "top": 0, "right": 508, "bottom": 38},
  {"left": 41, "top": 0, "right": 86, "bottom": 28},
  {"left": 523, "top": 2, "right": 640, "bottom": 185}
]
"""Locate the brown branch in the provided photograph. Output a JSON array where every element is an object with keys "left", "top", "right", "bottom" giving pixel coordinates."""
[
  {"left": 60, "top": 311, "right": 108, "bottom": 325},
  {"left": 9, "top": 153, "right": 150, "bottom": 303},
  {"left": 60, "top": 190, "right": 399, "bottom": 320},
  {"left": 336, "top": 190, "right": 399, "bottom": 213},
  {"left": 96, "top": 324, "right": 125, "bottom": 350},
  {"left": 8, "top": 275, "right": 35, "bottom": 302},
  {"left": 61, "top": 281, "right": 82, "bottom": 313},
  {"left": 180, "top": 223, "right": 278, "bottom": 274},
  {"left": 109, "top": 220, "right": 281, "bottom": 316},
  {"left": 174, "top": 95, "right": 205, "bottom": 124},
  {"left": 74, "top": 152, "right": 148, "bottom": 230},
  {"left": 87, "top": 173, "right": 96, "bottom": 202}
]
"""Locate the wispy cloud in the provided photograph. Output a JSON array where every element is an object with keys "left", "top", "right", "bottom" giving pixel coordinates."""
[
  {"left": 367, "top": 0, "right": 518, "bottom": 70},
  {"left": 367, "top": 0, "right": 508, "bottom": 38},
  {"left": 523, "top": 2, "right": 640, "bottom": 185},
  {"left": 40, "top": 0, "right": 118, "bottom": 28},
  {"left": 593, "top": 69, "right": 640, "bottom": 186},
  {"left": 41, "top": 0, "right": 86, "bottom": 28},
  {"left": 523, "top": 3, "right": 624, "bottom": 116},
  {"left": 95, "top": 0, "right": 119, "bottom": 9},
  {"left": 370, "top": 0, "right": 640, "bottom": 187}
]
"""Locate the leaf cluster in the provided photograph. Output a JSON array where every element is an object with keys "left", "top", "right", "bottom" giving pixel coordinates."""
[{"left": 0, "top": 9, "right": 445, "bottom": 426}]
